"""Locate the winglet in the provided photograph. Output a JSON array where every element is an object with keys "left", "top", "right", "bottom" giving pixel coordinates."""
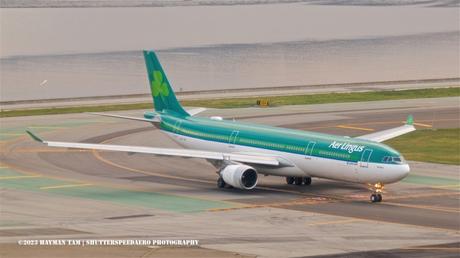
[
  {"left": 406, "top": 115, "right": 414, "bottom": 126},
  {"left": 26, "top": 130, "right": 44, "bottom": 143}
]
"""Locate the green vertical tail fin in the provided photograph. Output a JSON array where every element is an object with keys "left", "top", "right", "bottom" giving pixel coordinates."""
[{"left": 143, "top": 50, "right": 189, "bottom": 116}]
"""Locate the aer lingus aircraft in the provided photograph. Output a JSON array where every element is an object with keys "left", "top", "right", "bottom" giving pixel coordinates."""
[{"left": 27, "top": 50, "right": 416, "bottom": 203}]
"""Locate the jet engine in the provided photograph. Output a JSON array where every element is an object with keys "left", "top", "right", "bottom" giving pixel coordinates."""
[{"left": 220, "top": 164, "right": 258, "bottom": 190}]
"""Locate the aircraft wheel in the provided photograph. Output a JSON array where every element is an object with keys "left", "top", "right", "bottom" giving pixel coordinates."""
[
  {"left": 286, "top": 177, "right": 295, "bottom": 185},
  {"left": 303, "top": 177, "right": 312, "bottom": 186},
  {"left": 370, "top": 194, "right": 382, "bottom": 203},
  {"left": 294, "top": 177, "right": 303, "bottom": 185},
  {"left": 217, "top": 177, "right": 226, "bottom": 188}
]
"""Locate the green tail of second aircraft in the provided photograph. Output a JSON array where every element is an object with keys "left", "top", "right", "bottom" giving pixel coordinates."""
[{"left": 143, "top": 50, "right": 189, "bottom": 116}]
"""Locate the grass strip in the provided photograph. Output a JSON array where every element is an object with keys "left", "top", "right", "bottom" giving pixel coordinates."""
[
  {"left": 1, "top": 87, "right": 459, "bottom": 118},
  {"left": 385, "top": 128, "right": 460, "bottom": 165}
]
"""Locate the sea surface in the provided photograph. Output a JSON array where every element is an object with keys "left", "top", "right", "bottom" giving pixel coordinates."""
[{"left": 1, "top": 2, "right": 458, "bottom": 101}]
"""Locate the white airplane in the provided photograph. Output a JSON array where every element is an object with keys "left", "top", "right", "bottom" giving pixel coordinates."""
[{"left": 27, "top": 50, "right": 415, "bottom": 203}]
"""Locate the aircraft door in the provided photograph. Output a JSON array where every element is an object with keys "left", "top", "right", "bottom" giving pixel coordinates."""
[
  {"left": 228, "top": 130, "right": 239, "bottom": 147},
  {"left": 359, "top": 149, "right": 373, "bottom": 168},
  {"left": 304, "top": 141, "right": 316, "bottom": 159},
  {"left": 173, "top": 120, "right": 182, "bottom": 133}
]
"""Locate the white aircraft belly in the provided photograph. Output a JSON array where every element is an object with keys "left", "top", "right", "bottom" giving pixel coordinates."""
[
  {"left": 163, "top": 130, "right": 406, "bottom": 184},
  {"left": 163, "top": 131, "right": 364, "bottom": 181}
]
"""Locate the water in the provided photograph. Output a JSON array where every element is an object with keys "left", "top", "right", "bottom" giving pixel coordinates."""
[
  {"left": 1, "top": 3, "right": 459, "bottom": 101},
  {"left": 2, "top": 0, "right": 459, "bottom": 8},
  {"left": 1, "top": 4, "right": 458, "bottom": 57}
]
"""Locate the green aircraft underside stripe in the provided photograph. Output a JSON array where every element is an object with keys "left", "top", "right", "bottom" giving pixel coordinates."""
[{"left": 159, "top": 113, "right": 400, "bottom": 164}]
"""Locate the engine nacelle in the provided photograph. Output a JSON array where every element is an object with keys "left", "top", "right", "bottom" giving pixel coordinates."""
[{"left": 220, "top": 164, "right": 258, "bottom": 190}]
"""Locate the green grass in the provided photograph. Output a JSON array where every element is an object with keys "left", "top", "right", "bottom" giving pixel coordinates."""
[
  {"left": 1, "top": 87, "right": 459, "bottom": 118},
  {"left": 385, "top": 128, "right": 460, "bottom": 165},
  {"left": 184, "top": 87, "right": 460, "bottom": 109}
]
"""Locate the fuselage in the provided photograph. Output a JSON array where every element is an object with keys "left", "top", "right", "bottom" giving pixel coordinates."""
[{"left": 151, "top": 111, "right": 410, "bottom": 185}]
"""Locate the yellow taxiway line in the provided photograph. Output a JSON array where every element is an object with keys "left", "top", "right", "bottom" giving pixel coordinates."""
[
  {"left": 402, "top": 247, "right": 460, "bottom": 251},
  {"left": 4, "top": 118, "right": 455, "bottom": 233},
  {"left": 27, "top": 126, "right": 65, "bottom": 129},
  {"left": 1, "top": 148, "right": 92, "bottom": 153},
  {"left": 383, "top": 201, "right": 460, "bottom": 214},
  {"left": 348, "top": 118, "right": 458, "bottom": 126},
  {"left": 431, "top": 184, "right": 460, "bottom": 189},
  {"left": 336, "top": 125, "right": 375, "bottom": 131},
  {"left": 208, "top": 198, "right": 329, "bottom": 212},
  {"left": 386, "top": 191, "right": 460, "bottom": 200},
  {"left": 412, "top": 122, "right": 433, "bottom": 128},
  {"left": 306, "top": 218, "right": 360, "bottom": 226},
  {"left": 0, "top": 175, "right": 42, "bottom": 180},
  {"left": 93, "top": 135, "right": 460, "bottom": 216},
  {"left": 93, "top": 143, "right": 342, "bottom": 203},
  {"left": 40, "top": 183, "right": 93, "bottom": 190},
  {"left": 305, "top": 118, "right": 458, "bottom": 131}
]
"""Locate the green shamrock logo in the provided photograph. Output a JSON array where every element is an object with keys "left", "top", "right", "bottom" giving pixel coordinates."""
[{"left": 151, "top": 71, "right": 170, "bottom": 97}]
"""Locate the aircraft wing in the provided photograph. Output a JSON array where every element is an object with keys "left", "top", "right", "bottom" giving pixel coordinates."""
[
  {"left": 26, "top": 131, "right": 279, "bottom": 166},
  {"left": 356, "top": 115, "right": 416, "bottom": 143},
  {"left": 88, "top": 108, "right": 205, "bottom": 123}
]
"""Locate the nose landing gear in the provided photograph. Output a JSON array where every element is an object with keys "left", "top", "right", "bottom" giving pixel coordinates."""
[
  {"left": 369, "top": 183, "right": 384, "bottom": 203},
  {"left": 370, "top": 193, "right": 382, "bottom": 202}
]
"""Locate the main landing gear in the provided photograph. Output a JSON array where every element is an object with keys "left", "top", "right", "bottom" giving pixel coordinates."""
[
  {"left": 286, "top": 176, "right": 311, "bottom": 186},
  {"left": 217, "top": 177, "right": 226, "bottom": 188},
  {"left": 217, "top": 177, "right": 234, "bottom": 189},
  {"left": 369, "top": 182, "right": 384, "bottom": 203}
]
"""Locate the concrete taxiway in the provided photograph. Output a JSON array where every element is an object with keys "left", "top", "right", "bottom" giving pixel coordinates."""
[{"left": 0, "top": 97, "right": 459, "bottom": 257}]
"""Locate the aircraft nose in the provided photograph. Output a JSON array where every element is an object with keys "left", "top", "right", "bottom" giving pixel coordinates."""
[{"left": 397, "top": 164, "right": 410, "bottom": 180}]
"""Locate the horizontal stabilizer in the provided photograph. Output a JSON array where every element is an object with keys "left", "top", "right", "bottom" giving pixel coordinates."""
[
  {"left": 186, "top": 108, "right": 206, "bottom": 116},
  {"left": 87, "top": 112, "right": 160, "bottom": 122}
]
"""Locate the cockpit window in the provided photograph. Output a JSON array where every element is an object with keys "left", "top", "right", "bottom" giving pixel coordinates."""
[{"left": 382, "top": 156, "right": 404, "bottom": 164}]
